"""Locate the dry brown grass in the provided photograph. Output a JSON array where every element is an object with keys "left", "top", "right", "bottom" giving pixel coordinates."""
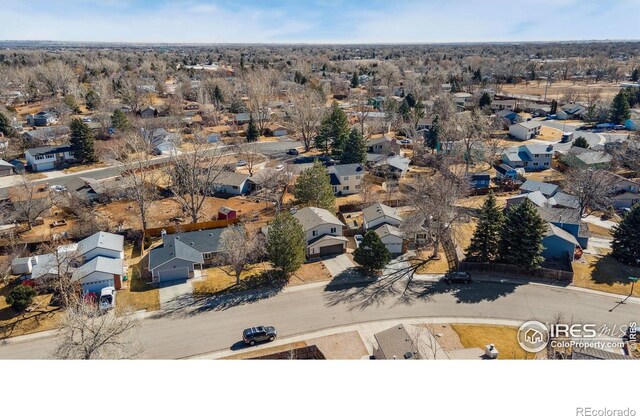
[
  {"left": 451, "top": 324, "right": 539, "bottom": 360},
  {"left": 192, "top": 262, "right": 272, "bottom": 296},
  {"left": 413, "top": 251, "right": 450, "bottom": 274},
  {"left": 572, "top": 254, "right": 640, "bottom": 297},
  {"left": 63, "top": 162, "right": 108, "bottom": 173},
  {"left": 500, "top": 80, "right": 623, "bottom": 101},
  {"left": 536, "top": 125, "right": 562, "bottom": 142},
  {"left": 0, "top": 282, "right": 62, "bottom": 339},
  {"left": 586, "top": 223, "right": 613, "bottom": 239},
  {"left": 116, "top": 243, "right": 160, "bottom": 314},
  {"left": 525, "top": 168, "right": 566, "bottom": 182},
  {"left": 289, "top": 262, "right": 333, "bottom": 286}
]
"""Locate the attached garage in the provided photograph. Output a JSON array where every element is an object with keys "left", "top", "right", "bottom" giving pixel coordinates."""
[
  {"left": 157, "top": 267, "right": 189, "bottom": 283},
  {"left": 374, "top": 224, "right": 406, "bottom": 255},
  {"left": 308, "top": 235, "right": 348, "bottom": 258},
  {"left": 148, "top": 239, "right": 204, "bottom": 284}
]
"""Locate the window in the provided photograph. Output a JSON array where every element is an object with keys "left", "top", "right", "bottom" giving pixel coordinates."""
[
  {"left": 204, "top": 252, "right": 213, "bottom": 260},
  {"left": 343, "top": 186, "right": 349, "bottom": 191},
  {"left": 312, "top": 230, "right": 318, "bottom": 237},
  {"left": 355, "top": 175, "right": 362, "bottom": 179},
  {"left": 533, "top": 162, "right": 538, "bottom": 166},
  {"left": 534, "top": 154, "right": 540, "bottom": 157},
  {"left": 343, "top": 176, "right": 349, "bottom": 181},
  {"left": 330, "top": 227, "right": 337, "bottom": 233},
  {"left": 544, "top": 162, "right": 549, "bottom": 166}
]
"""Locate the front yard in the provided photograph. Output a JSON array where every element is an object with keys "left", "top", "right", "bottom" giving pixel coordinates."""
[
  {"left": 572, "top": 254, "right": 640, "bottom": 297},
  {"left": 0, "top": 280, "right": 62, "bottom": 339},
  {"left": 451, "top": 324, "right": 539, "bottom": 360}
]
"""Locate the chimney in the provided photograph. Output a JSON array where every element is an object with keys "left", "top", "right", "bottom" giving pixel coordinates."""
[{"left": 161, "top": 229, "right": 167, "bottom": 236}]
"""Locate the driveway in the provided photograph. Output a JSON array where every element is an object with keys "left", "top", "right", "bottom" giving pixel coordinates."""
[
  {"left": 582, "top": 215, "right": 618, "bottom": 230},
  {"left": 322, "top": 254, "right": 356, "bottom": 277},
  {"left": 159, "top": 279, "right": 194, "bottom": 309}
]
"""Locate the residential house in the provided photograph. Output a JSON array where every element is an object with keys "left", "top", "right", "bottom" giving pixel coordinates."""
[
  {"left": 11, "top": 231, "right": 125, "bottom": 294},
  {"left": 27, "top": 111, "right": 58, "bottom": 127},
  {"left": 469, "top": 173, "right": 490, "bottom": 189},
  {"left": 22, "top": 126, "right": 71, "bottom": 145},
  {"left": 507, "top": 190, "right": 579, "bottom": 210},
  {"left": 506, "top": 191, "right": 549, "bottom": 209},
  {"left": 494, "top": 163, "right": 520, "bottom": 180},
  {"left": 562, "top": 147, "right": 613, "bottom": 169},
  {"left": 66, "top": 176, "right": 129, "bottom": 203},
  {"left": 509, "top": 121, "right": 541, "bottom": 141},
  {"left": 536, "top": 205, "right": 590, "bottom": 249},
  {"left": 25, "top": 145, "right": 75, "bottom": 172},
  {"left": 525, "top": 104, "right": 552, "bottom": 117},
  {"left": 491, "top": 99, "right": 516, "bottom": 112},
  {"left": 547, "top": 192, "right": 580, "bottom": 210},
  {"left": 139, "top": 106, "right": 159, "bottom": 118},
  {"left": 293, "top": 207, "right": 347, "bottom": 258},
  {"left": 373, "top": 324, "right": 421, "bottom": 360},
  {"left": 367, "top": 136, "right": 398, "bottom": 155},
  {"left": 542, "top": 223, "right": 580, "bottom": 261},
  {"left": 496, "top": 109, "right": 518, "bottom": 127},
  {"left": 373, "top": 155, "right": 410, "bottom": 179},
  {"left": 595, "top": 171, "right": 640, "bottom": 209},
  {"left": 374, "top": 224, "right": 405, "bottom": 255},
  {"left": 519, "top": 179, "right": 559, "bottom": 198},
  {"left": 148, "top": 228, "right": 226, "bottom": 283},
  {"left": 557, "top": 103, "right": 587, "bottom": 120},
  {"left": 501, "top": 144, "right": 553, "bottom": 171},
  {"left": 210, "top": 171, "right": 250, "bottom": 195},
  {"left": 453, "top": 92, "right": 473, "bottom": 109},
  {"left": 264, "top": 124, "right": 287, "bottom": 137},
  {"left": 362, "top": 202, "right": 403, "bottom": 231},
  {"left": 0, "top": 159, "right": 14, "bottom": 177},
  {"left": 327, "top": 163, "right": 365, "bottom": 196},
  {"left": 145, "top": 128, "right": 181, "bottom": 155}
]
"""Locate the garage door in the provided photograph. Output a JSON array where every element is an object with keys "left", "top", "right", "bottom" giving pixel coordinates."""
[
  {"left": 319, "top": 244, "right": 344, "bottom": 256},
  {"left": 157, "top": 267, "right": 189, "bottom": 283},
  {"left": 81, "top": 279, "right": 113, "bottom": 294}
]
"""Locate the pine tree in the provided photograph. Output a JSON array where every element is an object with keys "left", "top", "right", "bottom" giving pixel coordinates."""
[
  {"left": 404, "top": 93, "right": 416, "bottom": 108},
  {"left": 69, "top": 118, "right": 96, "bottom": 163},
  {"left": 465, "top": 192, "right": 505, "bottom": 262},
  {"left": 110, "top": 109, "right": 130, "bottom": 131},
  {"left": 315, "top": 102, "right": 350, "bottom": 156},
  {"left": 85, "top": 90, "right": 101, "bottom": 110},
  {"left": 351, "top": 72, "right": 359, "bottom": 88},
  {"left": 293, "top": 160, "right": 336, "bottom": 211},
  {"left": 267, "top": 212, "right": 306, "bottom": 278},
  {"left": 398, "top": 100, "right": 410, "bottom": 122},
  {"left": 611, "top": 203, "right": 640, "bottom": 266},
  {"left": 353, "top": 230, "right": 391, "bottom": 272},
  {"left": 213, "top": 84, "right": 224, "bottom": 107},
  {"left": 572, "top": 136, "right": 589, "bottom": 149},
  {"left": 610, "top": 90, "right": 631, "bottom": 124},
  {"left": 426, "top": 115, "right": 441, "bottom": 152},
  {"left": 631, "top": 67, "right": 639, "bottom": 82},
  {"left": 246, "top": 115, "right": 259, "bottom": 142},
  {"left": 479, "top": 92, "right": 492, "bottom": 108},
  {"left": 550, "top": 99, "right": 558, "bottom": 115},
  {"left": 498, "top": 199, "right": 546, "bottom": 269},
  {"left": 339, "top": 128, "right": 367, "bottom": 164},
  {"left": 0, "top": 112, "right": 15, "bottom": 137}
]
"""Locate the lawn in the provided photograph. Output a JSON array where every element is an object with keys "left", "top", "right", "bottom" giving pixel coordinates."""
[
  {"left": 289, "top": 262, "right": 332, "bottom": 286},
  {"left": 413, "top": 251, "right": 450, "bottom": 274},
  {"left": 572, "top": 254, "right": 640, "bottom": 297},
  {"left": 0, "top": 281, "right": 62, "bottom": 339},
  {"left": 525, "top": 168, "right": 566, "bottom": 183},
  {"left": 63, "top": 162, "right": 107, "bottom": 173},
  {"left": 586, "top": 223, "right": 613, "bottom": 239},
  {"left": 193, "top": 262, "right": 272, "bottom": 296},
  {"left": 115, "top": 244, "right": 160, "bottom": 315},
  {"left": 451, "top": 324, "right": 538, "bottom": 360},
  {"left": 536, "top": 125, "right": 562, "bottom": 142}
]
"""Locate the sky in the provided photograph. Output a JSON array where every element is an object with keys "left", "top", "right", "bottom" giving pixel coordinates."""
[{"left": 1, "top": 0, "right": 638, "bottom": 44}]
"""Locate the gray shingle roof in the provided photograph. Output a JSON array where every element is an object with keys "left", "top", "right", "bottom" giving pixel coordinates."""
[
  {"left": 374, "top": 224, "right": 404, "bottom": 239},
  {"left": 545, "top": 223, "right": 579, "bottom": 246},
  {"left": 520, "top": 180, "right": 558, "bottom": 197},
  {"left": 362, "top": 202, "right": 402, "bottom": 224},
  {"left": 374, "top": 324, "right": 421, "bottom": 360},
  {"left": 293, "top": 207, "right": 344, "bottom": 232},
  {"left": 213, "top": 171, "right": 250, "bottom": 187},
  {"left": 78, "top": 232, "right": 124, "bottom": 255},
  {"left": 328, "top": 163, "right": 364, "bottom": 177},
  {"left": 149, "top": 238, "right": 205, "bottom": 270},
  {"left": 536, "top": 205, "right": 581, "bottom": 225},
  {"left": 72, "top": 257, "right": 124, "bottom": 281},
  {"left": 25, "top": 144, "right": 74, "bottom": 157}
]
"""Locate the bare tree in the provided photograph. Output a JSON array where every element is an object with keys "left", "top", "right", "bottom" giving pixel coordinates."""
[
  {"left": 236, "top": 141, "right": 265, "bottom": 176},
  {"left": 52, "top": 296, "right": 141, "bottom": 360},
  {"left": 564, "top": 167, "right": 614, "bottom": 217},
  {"left": 218, "top": 225, "right": 266, "bottom": 285},
  {"left": 35, "top": 240, "right": 84, "bottom": 307},
  {"left": 244, "top": 69, "right": 279, "bottom": 132},
  {"left": 167, "top": 132, "right": 225, "bottom": 223},
  {"left": 9, "top": 175, "right": 53, "bottom": 230},
  {"left": 284, "top": 88, "right": 326, "bottom": 151},
  {"left": 37, "top": 61, "right": 76, "bottom": 97}
]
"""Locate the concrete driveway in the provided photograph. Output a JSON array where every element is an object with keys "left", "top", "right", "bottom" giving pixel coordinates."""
[
  {"left": 159, "top": 279, "right": 194, "bottom": 309},
  {"left": 322, "top": 254, "right": 356, "bottom": 277}
]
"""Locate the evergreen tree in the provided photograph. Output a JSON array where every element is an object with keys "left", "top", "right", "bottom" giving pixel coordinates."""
[
  {"left": 110, "top": 108, "right": 130, "bottom": 131},
  {"left": 572, "top": 136, "right": 589, "bottom": 149},
  {"left": 212, "top": 84, "right": 224, "bottom": 107},
  {"left": 246, "top": 115, "right": 259, "bottom": 142},
  {"left": 315, "top": 102, "right": 350, "bottom": 156},
  {"left": 0, "top": 112, "right": 16, "bottom": 137},
  {"left": 339, "top": 128, "right": 367, "bottom": 164},
  {"left": 351, "top": 72, "right": 359, "bottom": 88},
  {"left": 6, "top": 285, "right": 36, "bottom": 312},
  {"left": 473, "top": 68, "right": 482, "bottom": 83},
  {"left": 69, "top": 118, "right": 96, "bottom": 163},
  {"left": 85, "top": 90, "right": 101, "bottom": 110},
  {"left": 404, "top": 93, "right": 416, "bottom": 108},
  {"left": 293, "top": 160, "right": 336, "bottom": 211},
  {"left": 465, "top": 192, "right": 505, "bottom": 262},
  {"left": 398, "top": 100, "right": 411, "bottom": 122},
  {"left": 611, "top": 203, "right": 640, "bottom": 266},
  {"left": 498, "top": 199, "right": 546, "bottom": 269},
  {"left": 479, "top": 92, "right": 492, "bottom": 108},
  {"left": 267, "top": 212, "right": 306, "bottom": 278},
  {"left": 550, "top": 99, "right": 558, "bottom": 115},
  {"left": 64, "top": 95, "right": 81, "bottom": 114},
  {"left": 353, "top": 230, "right": 391, "bottom": 272},
  {"left": 610, "top": 90, "right": 631, "bottom": 124},
  {"left": 631, "top": 67, "right": 639, "bottom": 82},
  {"left": 426, "top": 115, "right": 441, "bottom": 151}
]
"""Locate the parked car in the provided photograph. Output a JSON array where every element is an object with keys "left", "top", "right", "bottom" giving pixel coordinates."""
[
  {"left": 400, "top": 139, "right": 413, "bottom": 145},
  {"left": 354, "top": 234, "right": 363, "bottom": 248},
  {"left": 50, "top": 185, "right": 67, "bottom": 192},
  {"left": 243, "top": 326, "right": 277, "bottom": 346},
  {"left": 236, "top": 160, "right": 247, "bottom": 167},
  {"left": 443, "top": 271, "right": 472, "bottom": 285},
  {"left": 50, "top": 220, "right": 67, "bottom": 228},
  {"left": 287, "top": 148, "right": 300, "bottom": 156},
  {"left": 275, "top": 164, "right": 285, "bottom": 171},
  {"left": 99, "top": 287, "right": 116, "bottom": 311}
]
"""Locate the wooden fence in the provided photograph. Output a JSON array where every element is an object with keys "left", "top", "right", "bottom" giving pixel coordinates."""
[
  {"left": 458, "top": 261, "right": 574, "bottom": 284},
  {"left": 145, "top": 218, "right": 239, "bottom": 238}
]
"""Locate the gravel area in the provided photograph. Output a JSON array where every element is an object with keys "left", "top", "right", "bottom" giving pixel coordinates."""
[
  {"left": 422, "top": 323, "right": 465, "bottom": 352},
  {"left": 306, "top": 331, "right": 369, "bottom": 359}
]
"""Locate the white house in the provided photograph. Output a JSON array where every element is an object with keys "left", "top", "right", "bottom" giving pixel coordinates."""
[
  {"left": 293, "top": 207, "right": 347, "bottom": 258},
  {"left": 509, "top": 121, "right": 541, "bottom": 141},
  {"left": 210, "top": 172, "right": 250, "bottom": 195},
  {"left": 501, "top": 144, "right": 553, "bottom": 171},
  {"left": 362, "top": 202, "right": 403, "bottom": 231},
  {"left": 25, "top": 145, "right": 75, "bottom": 172},
  {"left": 328, "top": 163, "right": 365, "bottom": 196},
  {"left": 374, "top": 224, "right": 405, "bottom": 254}
]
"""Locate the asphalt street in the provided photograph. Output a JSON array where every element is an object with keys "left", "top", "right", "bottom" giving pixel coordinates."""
[{"left": 1, "top": 280, "right": 637, "bottom": 359}]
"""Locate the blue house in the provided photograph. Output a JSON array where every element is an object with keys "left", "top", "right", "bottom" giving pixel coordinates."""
[
  {"left": 541, "top": 223, "right": 579, "bottom": 261},
  {"left": 469, "top": 173, "right": 490, "bottom": 189},
  {"left": 537, "top": 205, "right": 589, "bottom": 249},
  {"left": 494, "top": 163, "right": 519, "bottom": 180}
]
